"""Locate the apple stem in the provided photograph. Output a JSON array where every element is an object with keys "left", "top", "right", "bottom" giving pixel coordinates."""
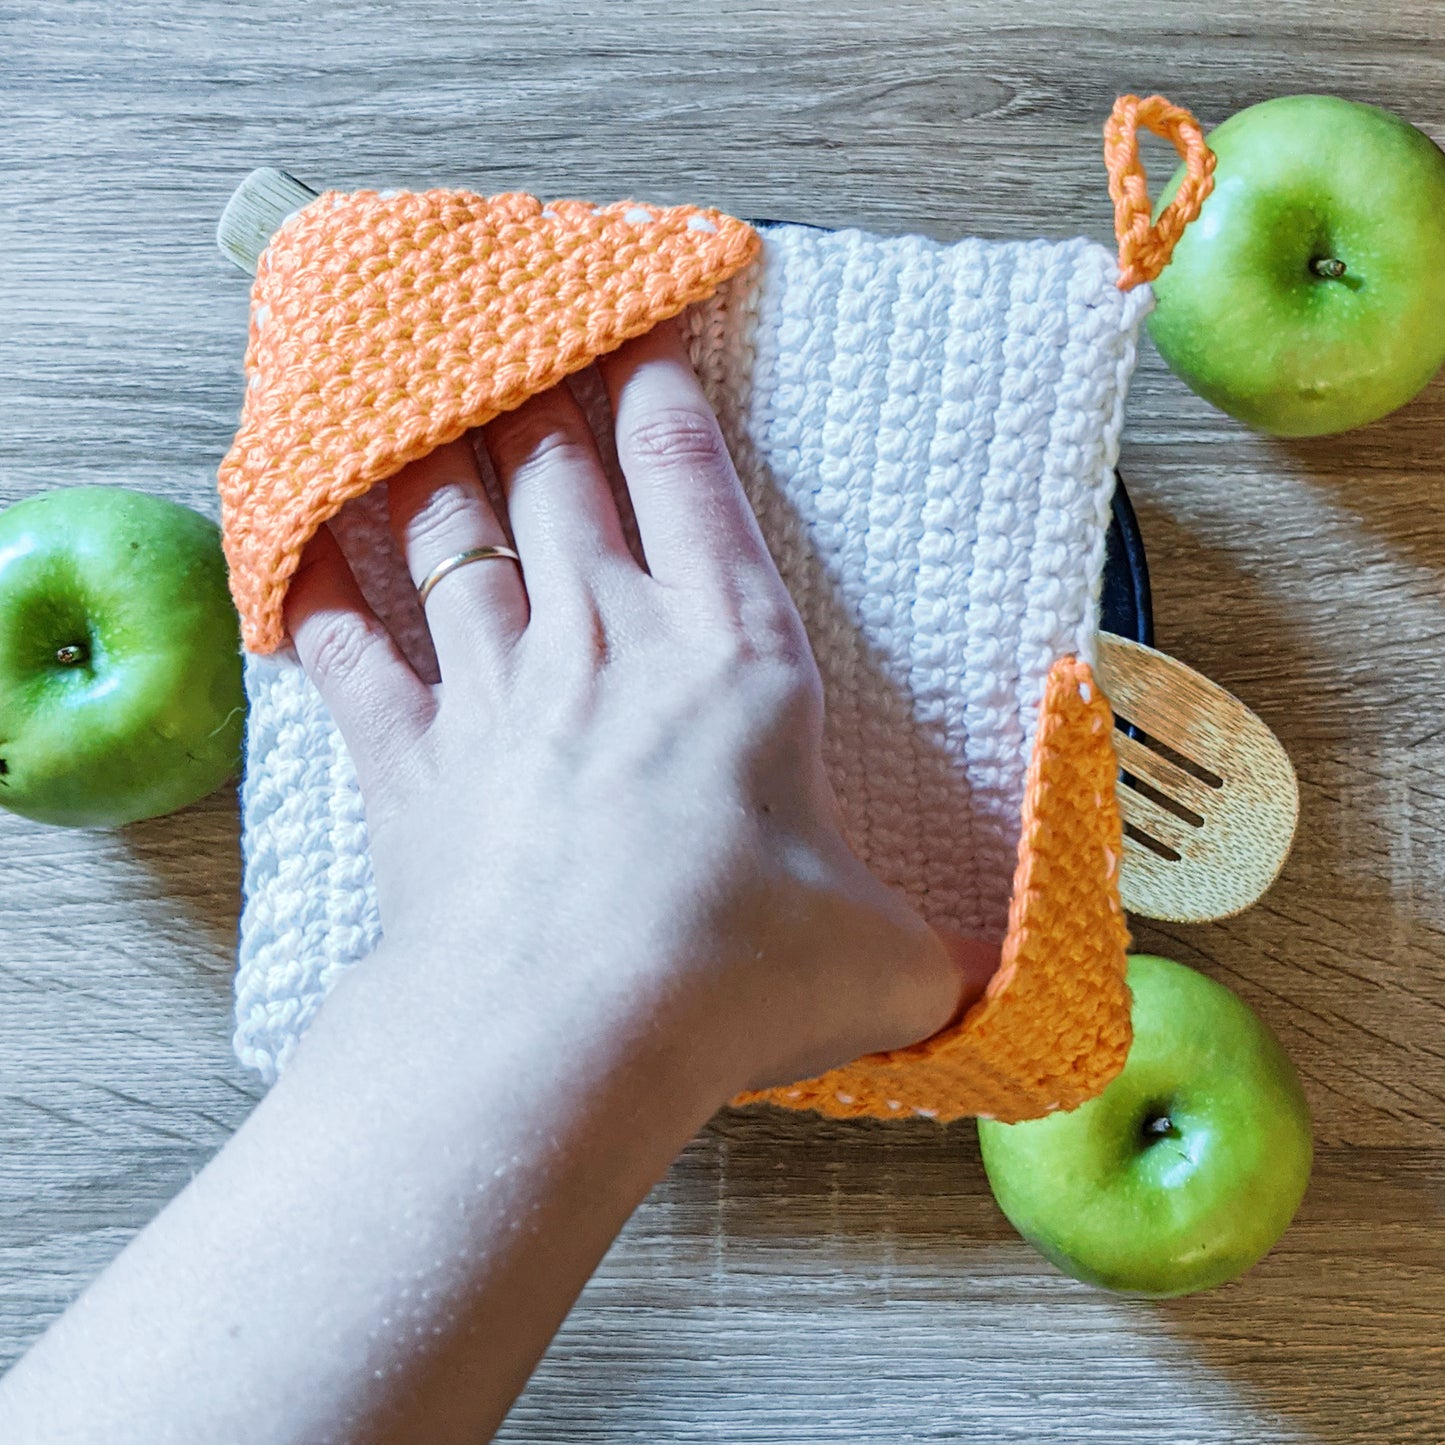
[
  {"left": 1310, "top": 257, "right": 1347, "bottom": 280},
  {"left": 1142, "top": 1112, "right": 1178, "bottom": 1144},
  {"left": 54, "top": 643, "right": 87, "bottom": 667}
]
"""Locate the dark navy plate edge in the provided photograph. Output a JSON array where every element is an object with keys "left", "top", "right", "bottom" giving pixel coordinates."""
[{"left": 1103, "top": 471, "right": 1154, "bottom": 649}]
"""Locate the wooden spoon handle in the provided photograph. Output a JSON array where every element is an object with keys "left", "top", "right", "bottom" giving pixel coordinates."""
[{"left": 217, "top": 168, "right": 320, "bottom": 274}]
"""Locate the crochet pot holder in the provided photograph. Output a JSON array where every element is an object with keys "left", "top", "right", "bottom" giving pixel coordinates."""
[{"left": 224, "top": 95, "right": 1215, "bottom": 1124}]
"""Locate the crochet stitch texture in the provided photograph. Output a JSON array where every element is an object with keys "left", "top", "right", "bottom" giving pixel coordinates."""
[
  {"left": 231, "top": 207, "right": 1146, "bottom": 1123},
  {"left": 219, "top": 190, "right": 759, "bottom": 653},
  {"left": 231, "top": 203, "right": 1144, "bottom": 1121}
]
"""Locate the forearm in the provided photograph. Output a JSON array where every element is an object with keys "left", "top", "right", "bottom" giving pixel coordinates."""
[
  {"left": 0, "top": 933, "right": 741, "bottom": 1445},
  {"left": 0, "top": 320, "right": 980, "bottom": 1445}
]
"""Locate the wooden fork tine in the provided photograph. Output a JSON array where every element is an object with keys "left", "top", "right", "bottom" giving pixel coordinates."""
[
  {"left": 1113, "top": 730, "right": 1216, "bottom": 819},
  {"left": 1115, "top": 781, "right": 1197, "bottom": 858}
]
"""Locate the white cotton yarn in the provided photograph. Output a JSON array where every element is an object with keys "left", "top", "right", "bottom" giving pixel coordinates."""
[{"left": 232, "top": 223, "right": 1151, "bottom": 1083}]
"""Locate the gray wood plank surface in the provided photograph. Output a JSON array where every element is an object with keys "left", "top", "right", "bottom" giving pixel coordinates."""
[{"left": 1, "top": 1, "right": 1442, "bottom": 1439}]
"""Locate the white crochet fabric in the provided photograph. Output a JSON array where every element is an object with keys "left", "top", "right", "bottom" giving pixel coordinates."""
[{"left": 233, "top": 223, "right": 1151, "bottom": 1082}]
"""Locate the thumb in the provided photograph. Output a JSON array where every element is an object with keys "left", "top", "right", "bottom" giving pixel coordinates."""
[{"left": 932, "top": 928, "right": 1001, "bottom": 1023}]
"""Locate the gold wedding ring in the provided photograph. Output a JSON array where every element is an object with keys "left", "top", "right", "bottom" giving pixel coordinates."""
[{"left": 417, "top": 545, "right": 522, "bottom": 607}]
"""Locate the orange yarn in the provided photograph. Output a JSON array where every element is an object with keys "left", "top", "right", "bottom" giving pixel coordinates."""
[
  {"left": 219, "top": 190, "right": 760, "bottom": 653},
  {"left": 219, "top": 176, "right": 1136, "bottom": 1125},
  {"left": 737, "top": 656, "right": 1132, "bottom": 1124},
  {"left": 1104, "top": 94, "right": 1216, "bottom": 289}
]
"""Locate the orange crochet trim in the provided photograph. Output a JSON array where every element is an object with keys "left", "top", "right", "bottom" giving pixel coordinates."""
[
  {"left": 737, "top": 655, "right": 1132, "bottom": 1124},
  {"left": 1104, "top": 94, "right": 1216, "bottom": 290},
  {"left": 218, "top": 190, "right": 760, "bottom": 653},
  {"left": 219, "top": 188, "right": 1131, "bottom": 1125}
]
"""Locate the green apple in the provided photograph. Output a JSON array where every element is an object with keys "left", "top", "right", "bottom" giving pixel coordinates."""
[
  {"left": 1149, "top": 95, "right": 1445, "bottom": 436},
  {"left": 978, "top": 954, "right": 1312, "bottom": 1297},
  {"left": 0, "top": 486, "right": 244, "bottom": 827}
]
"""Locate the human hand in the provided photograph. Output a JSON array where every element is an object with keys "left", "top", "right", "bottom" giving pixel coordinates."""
[
  {"left": 283, "top": 320, "right": 995, "bottom": 1096},
  {"left": 0, "top": 321, "right": 1002, "bottom": 1445}
]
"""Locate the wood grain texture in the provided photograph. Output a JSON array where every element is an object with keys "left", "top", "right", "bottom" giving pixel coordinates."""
[
  {"left": 2, "top": 1, "right": 1443, "bottom": 1438},
  {"left": 1099, "top": 633, "right": 1300, "bottom": 923}
]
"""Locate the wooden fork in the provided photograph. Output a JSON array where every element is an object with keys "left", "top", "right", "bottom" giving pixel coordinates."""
[{"left": 1098, "top": 633, "right": 1299, "bottom": 923}]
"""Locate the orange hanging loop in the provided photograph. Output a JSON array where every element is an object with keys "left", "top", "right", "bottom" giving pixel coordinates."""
[{"left": 1104, "top": 94, "right": 1216, "bottom": 290}]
